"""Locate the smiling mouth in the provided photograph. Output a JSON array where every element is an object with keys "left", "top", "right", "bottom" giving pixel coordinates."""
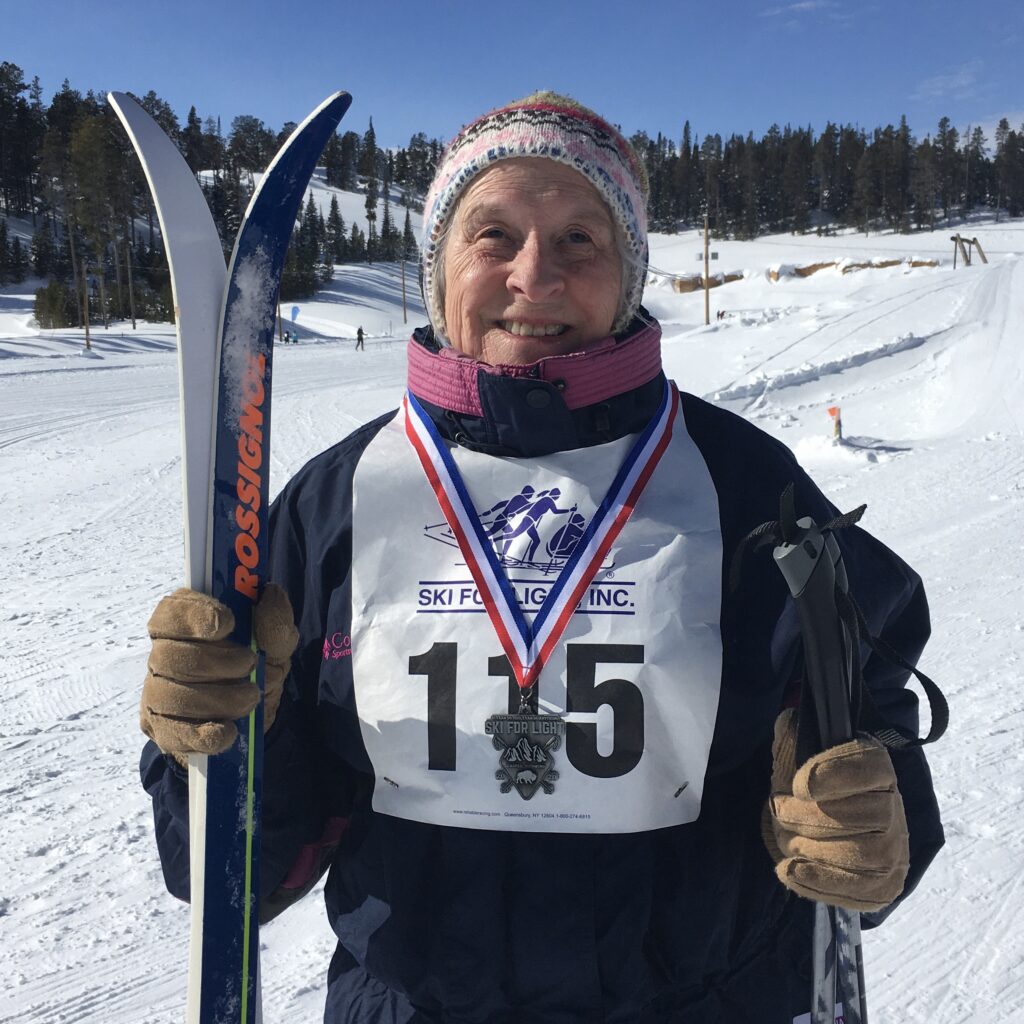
[{"left": 498, "top": 320, "right": 569, "bottom": 337}]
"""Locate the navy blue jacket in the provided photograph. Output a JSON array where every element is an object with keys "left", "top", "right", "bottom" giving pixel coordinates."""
[{"left": 142, "top": 332, "right": 943, "bottom": 1023}]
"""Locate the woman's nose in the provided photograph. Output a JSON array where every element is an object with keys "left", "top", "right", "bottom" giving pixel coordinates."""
[{"left": 506, "top": 236, "right": 564, "bottom": 303}]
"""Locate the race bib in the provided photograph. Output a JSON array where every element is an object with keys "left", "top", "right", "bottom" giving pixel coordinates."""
[{"left": 349, "top": 397, "right": 723, "bottom": 832}]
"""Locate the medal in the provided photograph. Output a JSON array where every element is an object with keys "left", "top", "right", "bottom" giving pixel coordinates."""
[
  {"left": 404, "top": 380, "right": 677, "bottom": 799},
  {"left": 485, "top": 710, "right": 565, "bottom": 800}
]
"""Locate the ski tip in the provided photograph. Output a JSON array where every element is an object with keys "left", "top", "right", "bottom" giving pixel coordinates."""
[
  {"left": 319, "top": 91, "right": 353, "bottom": 117},
  {"left": 311, "top": 91, "right": 353, "bottom": 119},
  {"left": 107, "top": 91, "right": 142, "bottom": 124},
  {"left": 279, "top": 92, "right": 353, "bottom": 148}
]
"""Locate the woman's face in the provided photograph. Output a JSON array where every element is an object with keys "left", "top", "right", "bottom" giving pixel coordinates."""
[{"left": 442, "top": 159, "right": 622, "bottom": 365}]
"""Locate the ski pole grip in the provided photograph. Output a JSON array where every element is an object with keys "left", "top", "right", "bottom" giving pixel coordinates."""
[{"left": 773, "top": 517, "right": 855, "bottom": 751}]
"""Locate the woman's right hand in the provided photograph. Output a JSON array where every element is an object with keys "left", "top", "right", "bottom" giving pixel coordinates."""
[{"left": 140, "top": 585, "right": 298, "bottom": 763}]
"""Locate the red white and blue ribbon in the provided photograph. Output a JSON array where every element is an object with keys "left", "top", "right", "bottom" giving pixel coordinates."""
[{"left": 403, "top": 379, "right": 679, "bottom": 692}]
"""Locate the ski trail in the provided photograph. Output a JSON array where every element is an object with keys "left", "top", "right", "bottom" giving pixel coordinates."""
[{"left": 712, "top": 273, "right": 962, "bottom": 396}]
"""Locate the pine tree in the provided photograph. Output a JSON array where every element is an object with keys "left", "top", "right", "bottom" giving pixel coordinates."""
[
  {"left": 700, "top": 133, "right": 722, "bottom": 230},
  {"left": 853, "top": 141, "right": 880, "bottom": 232},
  {"left": 34, "top": 278, "right": 76, "bottom": 328},
  {"left": 300, "top": 191, "right": 323, "bottom": 288},
  {"left": 888, "top": 117, "right": 913, "bottom": 232},
  {"left": 935, "top": 117, "right": 960, "bottom": 222},
  {"left": 380, "top": 190, "right": 398, "bottom": 260},
  {"left": 202, "top": 115, "right": 225, "bottom": 173},
  {"left": 812, "top": 123, "right": 839, "bottom": 220},
  {"left": 1003, "top": 129, "right": 1024, "bottom": 216},
  {"left": 0, "top": 218, "right": 9, "bottom": 283},
  {"left": 31, "top": 223, "right": 55, "bottom": 275},
  {"left": 279, "top": 240, "right": 301, "bottom": 301},
  {"left": 69, "top": 112, "right": 124, "bottom": 324},
  {"left": 994, "top": 118, "right": 1012, "bottom": 218},
  {"left": 281, "top": 199, "right": 319, "bottom": 299},
  {"left": 348, "top": 222, "right": 366, "bottom": 262},
  {"left": 9, "top": 235, "right": 27, "bottom": 282},
  {"left": 322, "top": 133, "right": 343, "bottom": 187},
  {"left": 339, "top": 131, "right": 360, "bottom": 190},
  {"left": 830, "top": 126, "right": 864, "bottom": 225},
  {"left": 911, "top": 137, "right": 938, "bottom": 230},
  {"left": 276, "top": 121, "right": 298, "bottom": 148},
  {"left": 316, "top": 205, "right": 331, "bottom": 282},
  {"left": 182, "top": 106, "right": 205, "bottom": 175},
  {"left": 364, "top": 171, "right": 379, "bottom": 262},
  {"left": 0, "top": 63, "right": 28, "bottom": 212},
  {"left": 303, "top": 191, "right": 320, "bottom": 250},
  {"left": 781, "top": 127, "right": 813, "bottom": 233},
  {"left": 405, "top": 131, "right": 432, "bottom": 195},
  {"left": 227, "top": 114, "right": 275, "bottom": 186},
  {"left": 52, "top": 223, "right": 73, "bottom": 283},
  {"left": 739, "top": 134, "right": 760, "bottom": 240},
  {"left": 717, "top": 134, "right": 744, "bottom": 237},
  {"left": 964, "top": 126, "right": 988, "bottom": 212},
  {"left": 359, "top": 119, "right": 378, "bottom": 178},
  {"left": 326, "top": 193, "right": 346, "bottom": 262},
  {"left": 402, "top": 208, "right": 418, "bottom": 261}
]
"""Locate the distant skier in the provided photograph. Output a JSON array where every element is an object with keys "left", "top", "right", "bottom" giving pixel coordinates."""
[
  {"left": 356, "top": 326, "right": 364, "bottom": 351},
  {"left": 283, "top": 330, "right": 291, "bottom": 344}
]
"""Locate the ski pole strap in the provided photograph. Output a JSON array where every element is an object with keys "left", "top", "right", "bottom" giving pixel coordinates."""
[
  {"left": 837, "top": 587, "right": 949, "bottom": 748},
  {"left": 778, "top": 476, "right": 867, "bottom": 544}
]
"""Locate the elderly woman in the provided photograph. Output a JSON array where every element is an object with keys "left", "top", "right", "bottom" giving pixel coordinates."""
[{"left": 140, "top": 93, "right": 943, "bottom": 1023}]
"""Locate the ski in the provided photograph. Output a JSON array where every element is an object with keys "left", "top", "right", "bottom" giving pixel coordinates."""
[
  {"left": 199, "top": 88, "right": 351, "bottom": 1024},
  {"left": 107, "top": 95, "right": 227, "bottom": 1022},
  {"left": 112, "top": 89, "right": 352, "bottom": 1024},
  {"left": 107, "top": 91, "right": 225, "bottom": 590}
]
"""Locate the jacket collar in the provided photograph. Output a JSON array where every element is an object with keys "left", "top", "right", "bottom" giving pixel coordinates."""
[
  {"left": 406, "top": 317, "right": 666, "bottom": 458},
  {"left": 407, "top": 318, "right": 662, "bottom": 416}
]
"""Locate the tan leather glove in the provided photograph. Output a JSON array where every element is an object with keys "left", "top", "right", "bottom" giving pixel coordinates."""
[
  {"left": 140, "top": 584, "right": 299, "bottom": 763},
  {"left": 764, "top": 707, "right": 909, "bottom": 912}
]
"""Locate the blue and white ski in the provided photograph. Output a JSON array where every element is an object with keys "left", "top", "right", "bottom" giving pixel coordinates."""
[
  {"left": 200, "top": 89, "right": 351, "bottom": 1024},
  {"left": 111, "top": 89, "right": 352, "bottom": 1024}
]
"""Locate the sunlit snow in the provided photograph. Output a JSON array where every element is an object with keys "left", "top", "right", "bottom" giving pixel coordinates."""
[{"left": 1, "top": 181, "right": 1021, "bottom": 1022}]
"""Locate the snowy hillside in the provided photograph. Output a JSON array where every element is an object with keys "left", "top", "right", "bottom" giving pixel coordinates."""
[{"left": 1, "top": 217, "right": 1022, "bottom": 1023}]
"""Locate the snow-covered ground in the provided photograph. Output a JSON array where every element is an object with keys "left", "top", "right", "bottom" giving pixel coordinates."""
[{"left": 1, "top": 208, "right": 1021, "bottom": 1023}]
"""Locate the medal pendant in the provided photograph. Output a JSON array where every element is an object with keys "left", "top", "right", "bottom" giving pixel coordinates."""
[{"left": 484, "top": 712, "right": 564, "bottom": 800}]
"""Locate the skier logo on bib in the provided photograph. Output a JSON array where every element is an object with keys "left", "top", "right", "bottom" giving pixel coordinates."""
[{"left": 425, "top": 484, "right": 603, "bottom": 574}]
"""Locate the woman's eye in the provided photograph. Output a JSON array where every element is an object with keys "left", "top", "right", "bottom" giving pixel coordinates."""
[{"left": 566, "top": 230, "right": 593, "bottom": 244}]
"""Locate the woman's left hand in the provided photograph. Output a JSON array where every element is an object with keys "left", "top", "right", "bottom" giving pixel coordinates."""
[{"left": 763, "top": 708, "right": 910, "bottom": 912}]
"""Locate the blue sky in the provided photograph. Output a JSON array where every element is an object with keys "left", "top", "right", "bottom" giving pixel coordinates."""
[{"left": 7, "top": 0, "right": 1023, "bottom": 149}]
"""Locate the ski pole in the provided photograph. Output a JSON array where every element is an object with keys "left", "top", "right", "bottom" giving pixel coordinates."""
[{"left": 773, "top": 510, "right": 868, "bottom": 1024}]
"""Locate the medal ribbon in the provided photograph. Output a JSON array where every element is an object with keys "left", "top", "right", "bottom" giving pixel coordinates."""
[{"left": 404, "top": 379, "right": 679, "bottom": 691}]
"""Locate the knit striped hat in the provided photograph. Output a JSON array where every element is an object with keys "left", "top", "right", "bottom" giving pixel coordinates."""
[{"left": 422, "top": 91, "right": 649, "bottom": 340}]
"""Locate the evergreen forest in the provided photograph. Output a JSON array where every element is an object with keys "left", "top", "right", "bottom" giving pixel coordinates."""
[{"left": 1, "top": 61, "right": 1023, "bottom": 329}]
